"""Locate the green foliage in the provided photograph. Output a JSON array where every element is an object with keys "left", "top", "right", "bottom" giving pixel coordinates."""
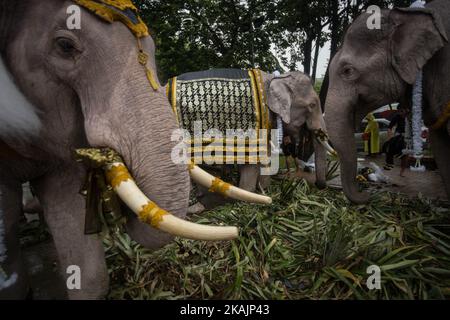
[
  {"left": 134, "top": 0, "right": 415, "bottom": 83},
  {"left": 314, "top": 78, "right": 323, "bottom": 94},
  {"left": 135, "top": 0, "right": 281, "bottom": 83},
  {"left": 272, "top": 0, "right": 412, "bottom": 75},
  {"left": 106, "top": 181, "right": 450, "bottom": 300}
]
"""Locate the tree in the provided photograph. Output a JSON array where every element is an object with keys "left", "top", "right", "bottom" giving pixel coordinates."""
[
  {"left": 134, "top": 0, "right": 414, "bottom": 86},
  {"left": 136, "top": 0, "right": 281, "bottom": 83},
  {"left": 271, "top": 0, "right": 330, "bottom": 79}
]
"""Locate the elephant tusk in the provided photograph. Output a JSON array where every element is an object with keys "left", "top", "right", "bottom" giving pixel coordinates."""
[
  {"left": 313, "top": 129, "right": 338, "bottom": 157},
  {"left": 188, "top": 164, "right": 272, "bottom": 205},
  {"left": 105, "top": 162, "right": 239, "bottom": 241},
  {"left": 318, "top": 139, "right": 338, "bottom": 157}
]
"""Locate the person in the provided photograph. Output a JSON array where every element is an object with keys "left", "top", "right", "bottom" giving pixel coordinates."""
[
  {"left": 363, "top": 113, "right": 380, "bottom": 157},
  {"left": 383, "top": 108, "right": 408, "bottom": 171}
]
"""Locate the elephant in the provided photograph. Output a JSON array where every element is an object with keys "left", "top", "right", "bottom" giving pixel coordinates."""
[
  {"left": 165, "top": 69, "right": 334, "bottom": 211},
  {"left": 0, "top": 0, "right": 269, "bottom": 300},
  {"left": 324, "top": 0, "right": 450, "bottom": 204}
]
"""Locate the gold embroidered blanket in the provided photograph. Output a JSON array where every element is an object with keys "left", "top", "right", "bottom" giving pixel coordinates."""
[{"left": 167, "top": 69, "right": 271, "bottom": 164}]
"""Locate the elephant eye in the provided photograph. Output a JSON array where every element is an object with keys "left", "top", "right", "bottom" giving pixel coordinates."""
[
  {"left": 341, "top": 65, "right": 358, "bottom": 80},
  {"left": 55, "top": 37, "right": 79, "bottom": 56}
]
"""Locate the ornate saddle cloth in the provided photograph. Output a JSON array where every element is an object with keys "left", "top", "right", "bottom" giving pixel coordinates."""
[{"left": 167, "top": 69, "right": 271, "bottom": 164}]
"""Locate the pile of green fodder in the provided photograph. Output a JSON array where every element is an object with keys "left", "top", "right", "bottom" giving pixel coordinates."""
[{"left": 105, "top": 180, "right": 450, "bottom": 300}]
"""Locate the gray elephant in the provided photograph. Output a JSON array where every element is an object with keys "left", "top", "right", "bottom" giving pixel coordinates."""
[
  {"left": 166, "top": 68, "right": 334, "bottom": 206},
  {"left": 325, "top": 1, "right": 450, "bottom": 203},
  {"left": 0, "top": 0, "right": 269, "bottom": 300}
]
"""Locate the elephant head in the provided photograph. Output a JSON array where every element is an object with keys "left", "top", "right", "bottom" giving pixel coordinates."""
[
  {"left": 267, "top": 71, "right": 333, "bottom": 188},
  {"left": 324, "top": 6, "right": 448, "bottom": 203},
  {"left": 0, "top": 0, "right": 273, "bottom": 248}
]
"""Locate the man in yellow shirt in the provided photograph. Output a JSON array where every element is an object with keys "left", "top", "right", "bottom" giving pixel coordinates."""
[{"left": 364, "top": 113, "right": 380, "bottom": 156}]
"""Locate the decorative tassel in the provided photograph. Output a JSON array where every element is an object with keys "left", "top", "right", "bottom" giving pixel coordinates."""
[
  {"left": 404, "top": 115, "right": 413, "bottom": 155},
  {"left": 137, "top": 39, "right": 159, "bottom": 91},
  {"left": 271, "top": 71, "right": 283, "bottom": 155},
  {"left": 277, "top": 116, "right": 284, "bottom": 148},
  {"left": 410, "top": 0, "right": 426, "bottom": 172},
  {"left": 145, "top": 68, "right": 160, "bottom": 91}
]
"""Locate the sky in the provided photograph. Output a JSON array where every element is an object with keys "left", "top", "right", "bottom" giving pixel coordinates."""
[
  {"left": 273, "top": 27, "right": 332, "bottom": 80},
  {"left": 316, "top": 40, "right": 331, "bottom": 79}
]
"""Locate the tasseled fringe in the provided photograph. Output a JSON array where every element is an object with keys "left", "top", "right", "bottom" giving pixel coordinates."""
[
  {"left": 410, "top": 0, "right": 427, "bottom": 172},
  {"left": 277, "top": 116, "right": 284, "bottom": 148},
  {"left": 273, "top": 71, "right": 283, "bottom": 155},
  {"left": 137, "top": 39, "right": 159, "bottom": 91}
]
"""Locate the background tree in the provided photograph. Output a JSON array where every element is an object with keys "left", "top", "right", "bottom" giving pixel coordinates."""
[
  {"left": 136, "top": 0, "right": 281, "bottom": 83},
  {"left": 135, "top": 0, "right": 414, "bottom": 86}
]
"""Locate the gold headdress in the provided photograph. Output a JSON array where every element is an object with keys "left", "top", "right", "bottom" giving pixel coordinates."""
[{"left": 73, "top": 0, "right": 159, "bottom": 90}]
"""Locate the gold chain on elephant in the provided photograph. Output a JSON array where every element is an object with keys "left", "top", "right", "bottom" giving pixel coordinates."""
[{"left": 73, "top": 0, "right": 159, "bottom": 91}]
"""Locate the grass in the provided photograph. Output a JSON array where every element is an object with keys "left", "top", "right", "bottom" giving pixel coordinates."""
[{"left": 104, "top": 178, "right": 450, "bottom": 300}]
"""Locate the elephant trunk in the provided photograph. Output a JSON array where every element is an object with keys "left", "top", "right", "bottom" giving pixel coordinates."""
[
  {"left": 325, "top": 99, "right": 369, "bottom": 204},
  {"left": 82, "top": 78, "right": 195, "bottom": 248},
  {"left": 313, "top": 139, "right": 327, "bottom": 189}
]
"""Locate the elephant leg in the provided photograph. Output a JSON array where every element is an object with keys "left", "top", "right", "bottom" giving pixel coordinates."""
[
  {"left": 187, "top": 182, "right": 206, "bottom": 214},
  {"left": 429, "top": 130, "right": 450, "bottom": 200},
  {"left": 32, "top": 166, "right": 109, "bottom": 300},
  {"left": 258, "top": 174, "right": 271, "bottom": 191},
  {"left": 0, "top": 178, "right": 29, "bottom": 300},
  {"left": 239, "top": 165, "right": 260, "bottom": 192}
]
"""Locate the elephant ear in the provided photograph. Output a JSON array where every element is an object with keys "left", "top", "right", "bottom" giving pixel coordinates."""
[
  {"left": 390, "top": 7, "right": 448, "bottom": 85},
  {"left": 0, "top": 0, "right": 41, "bottom": 139},
  {"left": 267, "top": 74, "right": 294, "bottom": 124}
]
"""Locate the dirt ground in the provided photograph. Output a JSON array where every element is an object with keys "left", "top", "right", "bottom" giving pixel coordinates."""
[{"left": 328, "top": 153, "right": 449, "bottom": 202}]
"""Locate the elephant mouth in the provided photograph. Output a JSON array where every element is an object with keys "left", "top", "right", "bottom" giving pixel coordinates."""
[{"left": 76, "top": 148, "right": 272, "bottom": 242}]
